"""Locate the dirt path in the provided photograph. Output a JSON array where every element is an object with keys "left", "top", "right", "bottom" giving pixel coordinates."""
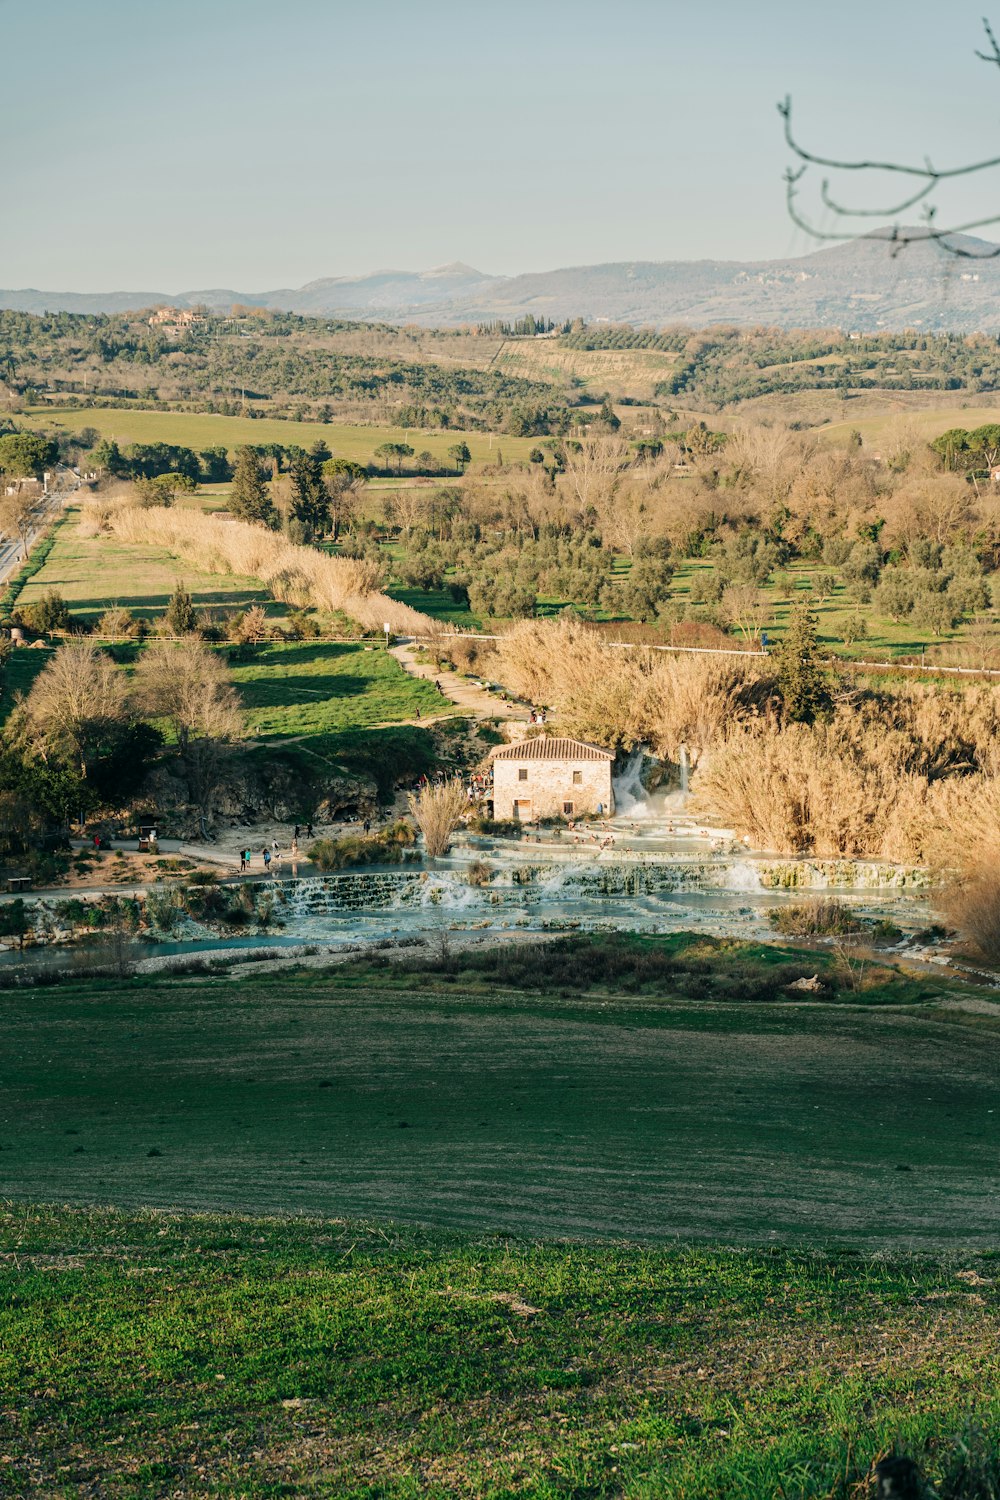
[{"left": 390, "top": 638, "right": 532, "bottom": 725}]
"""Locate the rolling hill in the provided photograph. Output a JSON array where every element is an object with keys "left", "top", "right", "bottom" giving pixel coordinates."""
[{"left": 4, "top": 231, "right": 1000, "bottom": 331}]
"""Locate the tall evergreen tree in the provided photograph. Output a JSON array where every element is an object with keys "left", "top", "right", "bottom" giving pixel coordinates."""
[
  {"left": 164, "top": 580, "right": 198, "bottom": 636},
  {"left": 774, "top": 605, "right": 830, "bottom": 724},
  {"left": 288, "top": 450, "right": 330, "bottom": 540},
  {"left": 228, "top": 446, "right": 277, "bottom": 528}
]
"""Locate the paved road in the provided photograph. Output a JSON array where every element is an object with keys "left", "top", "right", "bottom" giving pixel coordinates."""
[{"left": 0, "top": 468, "right": 77, "bottom": 588}]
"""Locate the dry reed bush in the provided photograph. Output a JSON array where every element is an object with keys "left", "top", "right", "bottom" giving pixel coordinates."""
[
  {"left": 697, "top": 687, "right": 1000, "bottom": 861},
  {"left": 942, "top": 860, "right": 1000, "bottom": 961},
  {"left": 102, "top": 507, "right": 431, "bottom": 635},
  {"left": 407, "top": 779, "right": 467, "bottom": 857},
  {"left": 490, "top": 617, "right": 771, "bottom": 757},
  {"left": 695, "top": 717, "right": 917, "bottom": 856}
]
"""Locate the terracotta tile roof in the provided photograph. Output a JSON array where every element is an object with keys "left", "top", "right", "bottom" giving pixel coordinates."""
[{"left": 491, "top": 737, "right": 614, "bottom": 762}]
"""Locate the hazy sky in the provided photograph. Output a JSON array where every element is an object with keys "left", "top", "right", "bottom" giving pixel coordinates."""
[{"left": 4, "top": 0, "right": 1000, "bottom": 288}]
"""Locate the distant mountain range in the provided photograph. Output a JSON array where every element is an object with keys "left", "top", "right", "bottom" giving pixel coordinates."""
[{"left": 4, "top": 231, "right": 1000, "bottom": 331}]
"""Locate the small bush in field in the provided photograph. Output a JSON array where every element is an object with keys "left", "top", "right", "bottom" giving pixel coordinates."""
[
  {"left": 769, "top": 900, "right": 863, "bottom": 938},
  {"left": 309, "top": 821, "right": 415, "bottom": 871}
]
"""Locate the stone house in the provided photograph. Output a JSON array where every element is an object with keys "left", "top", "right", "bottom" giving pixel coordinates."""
[{"left": 491, "top": 737, "right": 614, "bottom": 821}]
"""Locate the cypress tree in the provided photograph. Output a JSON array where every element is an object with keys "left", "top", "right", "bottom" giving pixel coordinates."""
[
  {"left": 228, "top": 446, "right": 278, "bottom": 528},
  {"left": 775, "top": 605, "right": 830, "bottom": 724},
  {"left": 164, "top": 581, "right": 198, "bottom": 636}
]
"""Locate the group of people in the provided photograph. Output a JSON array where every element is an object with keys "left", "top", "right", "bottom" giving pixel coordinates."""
[
  {"left": 465, "top": 772, "right": 492, "bottom": 805},
  {"left": 238, "top": 831, "right": 306, "bottom": 875}
]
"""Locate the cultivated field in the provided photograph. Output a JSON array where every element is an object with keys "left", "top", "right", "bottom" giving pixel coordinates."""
[
  {"left": 3, "top": 946, "right": 996, "bottom": 1244},
  {"left": 19, "top": 406, "right": 539, "bottom": 467},
  {"left": 494, "top": 341, "right": 679, "bottom": 398}
]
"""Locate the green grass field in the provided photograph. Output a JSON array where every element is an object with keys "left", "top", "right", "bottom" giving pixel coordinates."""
[
  {"left": 4, "top": 1204, "right": 1000, "bottom": 1499},
  {"left": 3, "top": 941, "right": 1000, "bottom": 1496},
  {"left": 231, "top": 640, "right": 450, "bottom": 739},
  {"left": 15, "top": 505, "right": 275, "bottom": 626},
  {"left": 20, "top": 406, "right": 539, "bottom": 468},
  {"left": 3, "top": 939, "right": 996, "bottom": 1242}
]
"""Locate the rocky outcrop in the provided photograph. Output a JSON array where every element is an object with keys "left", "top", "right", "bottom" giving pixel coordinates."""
[{"left": 133, "top": 758, "right": 380, "bottom": 838}]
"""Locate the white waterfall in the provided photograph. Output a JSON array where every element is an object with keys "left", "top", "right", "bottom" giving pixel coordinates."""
[{"left": 612, "top": 749, "right": 650, "bottom": 818}]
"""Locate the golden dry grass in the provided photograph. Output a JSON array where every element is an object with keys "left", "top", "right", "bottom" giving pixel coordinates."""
[{"left": 95, "top": 504, "right": 431, "bottom": 634}]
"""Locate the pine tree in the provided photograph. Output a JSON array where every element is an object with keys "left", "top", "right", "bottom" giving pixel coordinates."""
[
  {"left": 289, "top": 450, "right": 330, "bottom": 540},
  {"left": 228, "top": 446, "right": 277, "bottom": 528},
  {"left": 774, "top": 605, "right": 830, "bottom": 724},
  {"left": 164, "top": 581, "right": 198, "bottom": 636}
]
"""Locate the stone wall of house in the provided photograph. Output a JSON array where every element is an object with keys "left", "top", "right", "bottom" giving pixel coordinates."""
[{"left": 493, "top": 759, "right": 613, "bottom": 820}]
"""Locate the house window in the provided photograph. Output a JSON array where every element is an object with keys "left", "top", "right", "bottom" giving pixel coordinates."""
[
  {"left": 572, "top": 770, "right": 582, "bottom": 785},
  {"left": 563, "top": 801, "right": 574, "bottom": 815},
  {"left": 518, "top": 768, "right": 528, "bottom": 781}
]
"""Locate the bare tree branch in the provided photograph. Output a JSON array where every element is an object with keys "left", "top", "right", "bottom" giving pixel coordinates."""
[{"left": 780, "top": 18, "right": 1000, "bottom": 258}]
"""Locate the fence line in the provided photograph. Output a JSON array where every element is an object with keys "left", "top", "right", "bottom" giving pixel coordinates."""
[{"left": 410, "top": 633, "right": 1000, "bottom": 679}]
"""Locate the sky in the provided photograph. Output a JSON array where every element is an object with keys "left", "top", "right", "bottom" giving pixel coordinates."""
[{"left": 4, "top": 0, "right": 1000, "bottom": 289}]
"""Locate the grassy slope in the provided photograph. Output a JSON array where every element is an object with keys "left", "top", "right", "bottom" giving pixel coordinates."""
[
  {"left": 20, "top": 406, "right": 539, "bottom": 467},
  {"left": 2, "top": 949, "right": 997, "bottom": 1244},
  {"left": 494, "top": 342, "right": 679, "bottom": 398},
  {"left": 3, "top": 1204, "right": 1000, "bottom": 1499},
  {"left": 231, "top": 640, "right": 451, "bottom": 738}
]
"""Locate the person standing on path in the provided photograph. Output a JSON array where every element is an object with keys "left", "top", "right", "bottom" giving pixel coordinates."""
[
  {"left": 239, "top": 850, "right": 246, "bottom": 873},
  {"left": 263, "top": 847, "right": 271, "bottom": 874}
]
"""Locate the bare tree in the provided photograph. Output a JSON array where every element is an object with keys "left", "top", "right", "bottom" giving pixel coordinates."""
[
  {"left": 20, "top": 639, "right": 130, "bottom": 774},
  {"left": 561, "top": 435, "right": 633, "bottom": 511},
  {"left": 132, "top": 640, "right": 245, "bottom": 813},
  {"left": 720, "top": 582, "right": 767, "bottom": 644},
  {"left": 0, "top": 492, "right": 37, "bottom": 559},
  {"left": 781, "top": 18, "right": 1000, "bottom": 257},
  {"left": 407, "top": 779, "right": 467, "bottom": 857}
]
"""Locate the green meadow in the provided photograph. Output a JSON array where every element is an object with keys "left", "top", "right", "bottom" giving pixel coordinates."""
[
  {"left": 20, "top": 405, "right": 539, "bottom": 467},
  {"left": 3, "top": 939, "right": 1000, "bottom": 1497}
]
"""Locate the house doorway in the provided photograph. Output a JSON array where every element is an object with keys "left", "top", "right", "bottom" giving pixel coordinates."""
[{"left": 514, "top": 800, "right": 532, "bottom": 820}]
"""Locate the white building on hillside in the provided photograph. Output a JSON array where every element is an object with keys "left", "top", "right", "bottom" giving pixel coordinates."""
[{"left": 491, "top": 737, "right": 614, "bottom": 821}]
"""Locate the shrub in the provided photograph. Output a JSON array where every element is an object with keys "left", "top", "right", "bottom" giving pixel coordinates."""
[
  {"left": 309, "top": 820, "right": 416, "bottom": 871},
  {"left": 18, "top": 589, "right": 71, "bottom": 634},
  {"left": 97, "top": 605, "right": 146, "bottom": 639},
  {"left": 769, "top": 899, "right": 862, "bottom": 937},
  {"left": 407, "top": 779, "right": 467, "bottom": 857},
  {"left": 943, "top": 861, "right": 1000, "bottom": 961},
  {"left": 467, "top": 860, "right": 492, "bottom": 887}
]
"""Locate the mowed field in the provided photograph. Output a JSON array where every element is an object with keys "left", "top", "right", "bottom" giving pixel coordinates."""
[
  {"left": 3, "top": 956, "right": 998, "bottom": 1246},
  {"left": 820, "top": 402, "right": 1000, "bottom": 444},
  {"left": 19, "top": 406, "right": 539, "bottom": 467},
  {"left": 16, "top": 506, "right": 275, "bottom": 625}
]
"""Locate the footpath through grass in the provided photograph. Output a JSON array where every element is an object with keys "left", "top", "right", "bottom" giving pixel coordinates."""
[{"left": 2, "top": 1204, "right": 1000, "bottom": 1497}]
